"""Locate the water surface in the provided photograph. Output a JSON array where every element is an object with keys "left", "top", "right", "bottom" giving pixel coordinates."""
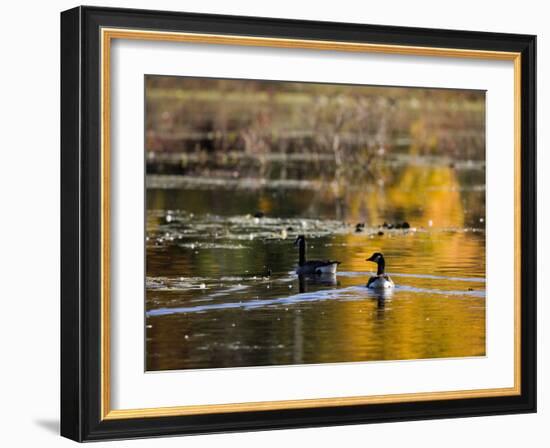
[{"left": 145, "top": 157, "right": 486, "bottom": 371}]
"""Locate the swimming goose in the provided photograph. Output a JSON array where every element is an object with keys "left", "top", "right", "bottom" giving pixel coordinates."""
[
  {"left": 294, "top": 235, "right": 341, "bottom": 275},
  {"left": 366, "top": 252, "right": 395, "bottom": 289}
]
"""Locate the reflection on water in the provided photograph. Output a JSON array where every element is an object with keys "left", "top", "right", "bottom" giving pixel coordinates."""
[{"left": 146, "top": 158, "right": 485, "bottom": 371}]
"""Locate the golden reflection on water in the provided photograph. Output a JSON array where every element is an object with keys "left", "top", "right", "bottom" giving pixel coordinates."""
[
  {"left": 145, "top": 166, "right": 486, "bottom": 370},
  {"left": 335, "top": 164, "right": 471, "bottom": 229}
]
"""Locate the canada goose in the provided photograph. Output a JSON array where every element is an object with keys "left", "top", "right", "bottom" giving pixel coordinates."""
[
  {"left": 294, "top": 235, "right": 341, "bottom": 275},
  {"left": 366, "top": 252, "right": 395, "bottom": 289}
]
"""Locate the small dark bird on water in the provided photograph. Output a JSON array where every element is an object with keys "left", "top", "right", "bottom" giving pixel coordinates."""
[
  {"left": 366, "top": 252, "right": 395, "bottom": 289},
  {"left": 294, "top": 235, "right": 341, "bottom": 275}
]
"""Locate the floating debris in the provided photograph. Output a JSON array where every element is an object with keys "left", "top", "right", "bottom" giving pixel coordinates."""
[{"left": 381, "top": 221, "right": 410, "bottom": 230}]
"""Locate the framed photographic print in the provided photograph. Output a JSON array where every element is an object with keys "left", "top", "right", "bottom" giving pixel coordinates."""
[{"left": 60, "top": 6, "right": 536, "bottom": 441}]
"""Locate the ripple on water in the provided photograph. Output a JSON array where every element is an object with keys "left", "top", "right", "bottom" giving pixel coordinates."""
[{"left": 146, "top": 274, "right": 485, "bottom": 317}]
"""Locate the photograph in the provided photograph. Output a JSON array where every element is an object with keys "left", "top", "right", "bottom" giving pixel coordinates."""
[
  {"left": 57, "top": 5, "right": 538, "bottom": 442},
  {"left": 144, "top": 75, "right": 487, "bottom": 371}
]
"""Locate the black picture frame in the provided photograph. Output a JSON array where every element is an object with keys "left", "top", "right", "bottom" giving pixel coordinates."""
[{"left": 61, "top": 5, "right": 536, "bottom": 442}]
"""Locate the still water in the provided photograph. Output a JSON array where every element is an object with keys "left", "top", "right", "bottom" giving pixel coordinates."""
[{"left": 145, "top": 157, "right": 486, "bottom": 371}]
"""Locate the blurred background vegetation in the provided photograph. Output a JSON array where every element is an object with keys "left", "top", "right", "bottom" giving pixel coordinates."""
[{"left": 145, "top": 76, "right": 485, "bottom": 170}]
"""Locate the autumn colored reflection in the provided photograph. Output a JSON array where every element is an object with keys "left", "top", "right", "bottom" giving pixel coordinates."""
[{"left": 145, "top": 76, "right": 485, "bottom": 371}]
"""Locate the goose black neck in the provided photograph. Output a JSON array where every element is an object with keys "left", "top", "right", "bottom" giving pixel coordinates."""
[
  {"left": 376, "top": 257, "right": 385, "bottom": 275},
  {"left": 298, "top": 239, "right": 306, "bottom": 266}
]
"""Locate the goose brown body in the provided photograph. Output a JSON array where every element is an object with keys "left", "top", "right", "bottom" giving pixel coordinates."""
[{"left": 294, "top": 235, "right": 341, "bottom": 275}]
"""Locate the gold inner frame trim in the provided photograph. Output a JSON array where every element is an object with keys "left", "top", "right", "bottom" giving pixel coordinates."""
[{"left": 100, "top": 27, "right": 522, "bottom": 420}]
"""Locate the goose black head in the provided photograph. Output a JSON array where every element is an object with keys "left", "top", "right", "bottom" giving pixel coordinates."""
[
  {"left": 294, "top": 235, "right": 305, "bottom": 246},
  {"left": 367, "top": 252, "right": 386, "bottom": 275},
  {"left": 366, "top": 252, "right": 384, "bottom": 263}
]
